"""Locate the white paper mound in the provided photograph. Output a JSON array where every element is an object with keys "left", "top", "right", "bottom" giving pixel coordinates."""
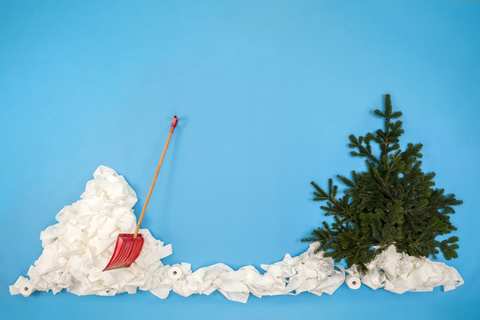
[
  {"left": 10, "top": 165, "right": 344, "bottom": 302},
  {"left": 348, "top": 245, "right": 464, "bottom": 294},
  {"left": 9, "top": 166, "right": 173, "bottom": 297}
]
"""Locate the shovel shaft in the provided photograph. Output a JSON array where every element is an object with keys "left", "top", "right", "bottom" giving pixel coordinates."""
[{"left": 133, "top": 116, "right": 177, "bottom": 238}]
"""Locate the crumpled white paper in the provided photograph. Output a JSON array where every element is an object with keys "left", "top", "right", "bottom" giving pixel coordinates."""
[
  {"left": 9, "top": 166, "right": 173, "bottom": 297},
  {"left": 148, "top": 243, "right": 345, "bottom": 303},
  {"left": 10, "top": 165, "right": 344, "bottom": 302},
  {"left": 348, "top": 245, "right": 464, "bottom": 293}
]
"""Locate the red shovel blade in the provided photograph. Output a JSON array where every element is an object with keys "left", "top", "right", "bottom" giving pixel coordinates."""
[{"left": 103, "top": 234, "right": 144, "bottom": 271}]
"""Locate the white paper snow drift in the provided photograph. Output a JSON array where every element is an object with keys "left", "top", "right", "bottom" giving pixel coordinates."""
[
  {"left": 9, "top": 166, "right": 345, "bottom": 302},
  {"left": 9, "top": 166, "right": 463, "bottom": 302}
]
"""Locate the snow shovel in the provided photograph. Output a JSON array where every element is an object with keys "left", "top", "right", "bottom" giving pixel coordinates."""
[{"left": 103, "top": 115, "right": 178, "bottom": 271}]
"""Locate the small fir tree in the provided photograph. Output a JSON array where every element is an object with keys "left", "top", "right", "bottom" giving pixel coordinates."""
[{"left": 302, "top": 95, "right": 462, "bottom": 272}]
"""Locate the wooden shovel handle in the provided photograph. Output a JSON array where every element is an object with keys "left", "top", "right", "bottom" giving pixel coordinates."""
[{"left": 134, "top": 116, "right": 178, "bottom": 238}]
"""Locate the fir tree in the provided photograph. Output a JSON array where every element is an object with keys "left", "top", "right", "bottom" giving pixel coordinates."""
[{"left": 302, "top": 95, "right": 462, "bottom": 272}]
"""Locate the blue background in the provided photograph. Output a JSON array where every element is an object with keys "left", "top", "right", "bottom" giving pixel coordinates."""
[{"left": 1, "top": 0, "right": 479, "bottom": 319}]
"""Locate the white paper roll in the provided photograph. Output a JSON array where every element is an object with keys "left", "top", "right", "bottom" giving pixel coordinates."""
[
  {"left": 346, "top": 274, "right": 361, "bottom": 289},
  {"left": 168, "top": 266, "right": 182, "bottom": 280},
  {"left": 21, "top": 282, "right": 33, "bottom": 297}
]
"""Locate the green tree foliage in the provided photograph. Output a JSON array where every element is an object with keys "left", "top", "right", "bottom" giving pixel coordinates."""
[{"left": 302, "top": 95, "right": 462, "bottom": 272}]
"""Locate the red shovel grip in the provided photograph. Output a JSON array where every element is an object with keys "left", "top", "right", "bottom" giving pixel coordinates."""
[{"left": 170, "top": 115, "right": 178, "bottom": 133}]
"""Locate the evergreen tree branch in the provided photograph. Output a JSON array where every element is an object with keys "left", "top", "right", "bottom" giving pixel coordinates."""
[{"left": 303, "top": 94, "right": 462, "bottom": 274}]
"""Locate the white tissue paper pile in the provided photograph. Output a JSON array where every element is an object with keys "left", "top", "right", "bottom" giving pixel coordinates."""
[
  {"left": 10, "top": 165, "right": 345, "bottom": 302},
  {"left": 10, "top": 165, "right": 173, "bottom": 297},
  {"left": 348, "top": 245, "right": 464, "bottom": 293},
  {"left": 148, "top": 242, "right": 345, "bottom": 303}
]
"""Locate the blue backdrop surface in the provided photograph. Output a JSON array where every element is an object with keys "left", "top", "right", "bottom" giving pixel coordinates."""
[{"left": 1, "top": 0, "right": 479, "bottom": 319}]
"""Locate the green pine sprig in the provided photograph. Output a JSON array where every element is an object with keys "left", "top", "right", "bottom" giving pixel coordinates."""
[{"left": 302, "top": 95, "right": 462, "bottom": 273}]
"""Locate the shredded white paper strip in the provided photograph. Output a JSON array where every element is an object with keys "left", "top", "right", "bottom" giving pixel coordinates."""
[
  {"left": 9, "top": 166, "right": 345, "bottom": 302},
  {"left": 348, "top": 245, "right": 464, "bottom": 293}
]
